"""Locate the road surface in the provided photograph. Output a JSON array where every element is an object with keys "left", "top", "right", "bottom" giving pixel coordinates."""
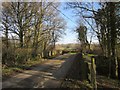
[{"left": 2, "top": 54, "right": 76, "bottom": 88}]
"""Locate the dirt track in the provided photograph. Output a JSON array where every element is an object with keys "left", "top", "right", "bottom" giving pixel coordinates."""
[{"left": 2, "top": 54, "right": 76, "bottom": 88}]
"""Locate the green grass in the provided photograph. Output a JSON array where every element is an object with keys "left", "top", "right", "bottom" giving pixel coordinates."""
[
  {"left": 69, "top": 52, "right": 77, "bottom": 54},
  {"left": 25, "top": 59, "right": 42, "bottom": 67},
  {"left": 2, "top": 68, "right": 15, "bottom": 76},
  {"left": 87, "top": 54, "right": 96, "bottom": 57},
  {"left": 60, "top": 53, "right": 76, "bottom": 59},
  {"left": 2, "top": 59, "right": 43, "bottom": 77},
  {"left": 83, "top": 54, "right": 97, "bottom": 60}
]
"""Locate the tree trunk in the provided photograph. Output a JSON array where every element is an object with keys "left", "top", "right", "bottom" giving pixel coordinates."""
[
  {"left": 19, "top": 30, "right": 24, "bottom": 48},
  {"left": 118, "top": 58, "right": 120, "bottom": 80},
  {"left": 109, "top": 2, "right": 117, "bottom": 79},
  {"left": 106, "top": 5, "right": 111, "bottom": 77}
]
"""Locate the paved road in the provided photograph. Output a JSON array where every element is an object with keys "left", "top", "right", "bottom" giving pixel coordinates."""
[{"left": 2, "top": 54, "right": 76, "bottom": 88}]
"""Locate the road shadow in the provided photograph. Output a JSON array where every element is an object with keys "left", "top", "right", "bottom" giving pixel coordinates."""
[
  {"left": 63, "top": 53, "right": 90, "bottom": 81},
  {"left": 2, "top": 54, "right": 76, "bottom": 88}
]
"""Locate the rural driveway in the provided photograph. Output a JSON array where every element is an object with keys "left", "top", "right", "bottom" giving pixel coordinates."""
[{"left": 2, "top": 54, "right": 76, "bottom": 88}]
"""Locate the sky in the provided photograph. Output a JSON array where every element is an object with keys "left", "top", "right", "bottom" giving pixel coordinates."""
[
  {"left": 0, "top": 1, "right": 100, "bottom": 44},
  {"left": 56, "top": 2, "right": 78, "bottom": 44},
  {"left": 56, "top": 2, "right": 99, "bottom": 44}
]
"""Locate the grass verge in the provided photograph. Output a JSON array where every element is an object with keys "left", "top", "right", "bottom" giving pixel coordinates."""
[{"left": 2, "top": 59, "right": 44, "bottom": 81}]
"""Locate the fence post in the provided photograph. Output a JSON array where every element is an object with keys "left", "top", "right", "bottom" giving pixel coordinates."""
[
  {"left": 0, "top": 38, "right": 2, "bottom": 90},
  {"left": 118, "top": 58, "right": 120, "bottom": 81},
  {"left": 91, "top": 56, "right": 97, "bottom": 90}
]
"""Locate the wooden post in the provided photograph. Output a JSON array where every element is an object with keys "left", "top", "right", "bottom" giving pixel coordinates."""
[
  {"left": 118, "top": 58, "right": 120, "bottom": 80},
  {"left": 0, "top": 38, "right": 2, "bottom": 90},
  {"left": 91, "top": 56, "right": 97, "bottom": 89}
]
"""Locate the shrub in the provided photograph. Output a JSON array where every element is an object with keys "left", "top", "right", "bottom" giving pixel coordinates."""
[
  {"left": 15, "top": 48, "right": 32, "bottom": 65},
  {"left": 94, "top": 56, "right": 110, "bottom": 76},
  {"left": 2, "top": 44, "right": 15, "bottom": 66},
  {"left": 118, "top": 58, "right": 120, "bottom": 80}
]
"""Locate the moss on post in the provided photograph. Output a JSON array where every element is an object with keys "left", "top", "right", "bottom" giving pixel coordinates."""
[{"left": 91, "top": 56, "right": 97, "bottom": 89}]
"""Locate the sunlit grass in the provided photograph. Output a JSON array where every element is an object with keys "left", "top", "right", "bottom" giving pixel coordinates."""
[
  {"left": 87, "top": 54, "right": 96, "bottom": 57},
  {"left": 60, "top": 53, "right": 76, "bottom": 59},
  {"left": 2, "top": 59, "right": 43, "bottom": 77},
  {"left": 83, "top": 54, "right": 97, "bottom": 60},
  {"left": 2, "top": 68, "right": 14, "bottom": 76}
]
